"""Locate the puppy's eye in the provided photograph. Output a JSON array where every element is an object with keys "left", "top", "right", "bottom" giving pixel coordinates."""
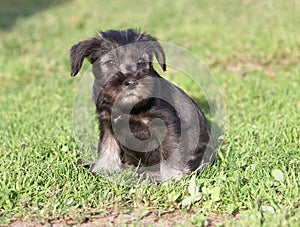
[
  {"left": 137, "top": 58, "right": 146, "bottom": 64},
  {"left": 137, "top": 58, "right": 148, "bottom": 69},
  {"left": 105, "top": 60, "right": 116, "bottom": 66}
]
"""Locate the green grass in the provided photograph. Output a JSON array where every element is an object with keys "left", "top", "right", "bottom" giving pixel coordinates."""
[{"left": 0, "top": 0, "right": 299, "bottom": 226}]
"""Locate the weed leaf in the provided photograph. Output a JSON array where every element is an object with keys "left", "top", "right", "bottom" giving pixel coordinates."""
[
  {"left": 272, "top": 169, "right": 285, "bottom": 182},
  {"left": 188, "top": 175, "right": 199, "bottom": 197},
  {"left": 211, "top": 187, "right": 221, "bottom": 202}
]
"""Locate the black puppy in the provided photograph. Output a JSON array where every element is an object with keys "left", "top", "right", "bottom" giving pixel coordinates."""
[{"left": 70, "top": 29, "right": 215, "bottom": 182}]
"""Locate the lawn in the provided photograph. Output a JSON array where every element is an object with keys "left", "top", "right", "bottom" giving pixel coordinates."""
[{"left": 0, "top": 0, "right": 299, "bottom": 226}]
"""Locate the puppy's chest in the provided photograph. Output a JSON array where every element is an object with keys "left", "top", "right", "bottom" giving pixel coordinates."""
[{"left": 113, "top": 114, "right": 152, "bottom": 140}]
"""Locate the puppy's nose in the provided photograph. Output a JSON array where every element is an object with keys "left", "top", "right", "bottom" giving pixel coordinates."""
[{"left": 124, "top": 78, "right": 138, "bottom": 88}]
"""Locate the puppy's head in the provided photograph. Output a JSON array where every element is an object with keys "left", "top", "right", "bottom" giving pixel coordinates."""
[{"left": 70, "top": 29, "right": 166, "bottom": 108}]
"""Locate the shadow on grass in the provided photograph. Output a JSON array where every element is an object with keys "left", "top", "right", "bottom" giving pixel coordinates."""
[{"left": 0, "top": 0, "right": 70, "bottom": 30}]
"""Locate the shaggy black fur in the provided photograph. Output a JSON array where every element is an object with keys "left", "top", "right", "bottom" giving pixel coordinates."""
[{"left": 70, "top": 29, "right": 215, "bottom": 182}]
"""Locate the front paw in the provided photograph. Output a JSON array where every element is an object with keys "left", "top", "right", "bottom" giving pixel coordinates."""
[
  {"left": 90, "top": 157, "right": 122, "bottom": 173},
  {"left": 139, "top": 171, "right": 162, "bottom": 183}
]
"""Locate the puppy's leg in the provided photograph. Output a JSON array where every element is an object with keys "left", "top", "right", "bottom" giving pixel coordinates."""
[
  {"left": 91, "top": 130, "right": 122, "bottom": 173},
  {"left": 137, "top": 162, "right": 185, "bottom": 183},
  {"left": 136, "top": 165, "right": 162, "bottom": 183},
  {"left": 160, "top": 160, "right": 187, "bottom": 181},
  {"left": 159, "top": 145, "right": 190, "bottom": 181}
]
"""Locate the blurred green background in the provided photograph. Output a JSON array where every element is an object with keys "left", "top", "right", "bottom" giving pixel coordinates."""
[{"left": 0, "top": 0, "right": 299, "bottom": 226}]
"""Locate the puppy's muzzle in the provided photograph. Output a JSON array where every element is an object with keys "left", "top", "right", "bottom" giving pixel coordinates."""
[{"left": 116, "top": 70, "right": 141, "bottom": 90}]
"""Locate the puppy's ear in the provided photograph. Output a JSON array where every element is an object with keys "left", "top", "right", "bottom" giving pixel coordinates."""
[
  {"left": 139, "top": 34, "right": 167, "bottom": 71},
  {"left": 152, "top": 42, "right": 166, "bottom": 71},
  {"left": 70, "top": 38, "right": 102, "bottom": 77}
]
